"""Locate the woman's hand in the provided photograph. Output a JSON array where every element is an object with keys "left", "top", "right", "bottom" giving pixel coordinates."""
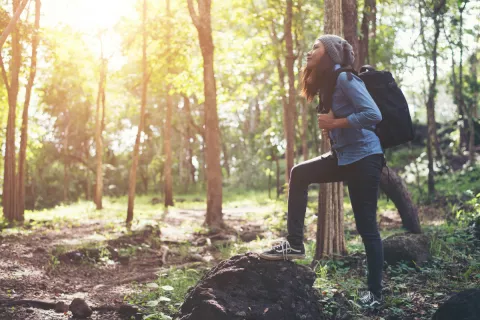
[
  {"left": 318, "top": 112, "right": 352, "bottom": 130},
  {"left": 317, "top": 112, "right": 335, "bottom": 130}
]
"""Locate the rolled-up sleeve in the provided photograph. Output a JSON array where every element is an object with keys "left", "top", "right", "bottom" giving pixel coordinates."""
[{"left": 338, "top": 73, "right": 382, "bottom": 129}]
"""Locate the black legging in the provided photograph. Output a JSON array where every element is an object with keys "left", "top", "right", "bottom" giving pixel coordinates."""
[{"left": 286, "top": 152, "right": 384, "bottom": 296}]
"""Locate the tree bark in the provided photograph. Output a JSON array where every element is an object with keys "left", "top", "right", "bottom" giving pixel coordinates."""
[
  {"left": 1, "top": 0, "right": 23, "bottom": 222},
  {"left": 127, "top": 0, "right": 149, "bottom": 226},
  {"left": 17, "top": 0, "right": 41, "bottom": 220},
  {"left": 284, "top": 0, "right": 296, "bottom": 184},
  {"left": 419, "top": 1, "right": 445, "bottom": 197},
  {"left": 380, "top": 167, "right": 422, "bottom": 234},
  {"left": 183, "top": 95, "right": 196, "bottom": 186},
  {"left": 63, "top": 118, "right": 70, "bottom": 203},
  {"left": 222, "top": 140, "right": 230, "bottom": 178},
  {"left": 187, "top": 0, "right": 224, "bottom": 230},
  {"left": 164, "top": 92, "right": 174, "bottom": 207},
  {"left": 469, "top": 52, "right": 478, "bottom": 164},
  {"left": 359, "top": 0, "right": 374, "bottom": 67},
  {"left": 94, "top": 37, "right": 107, "bottom": 210},
  {"left": 316, "top": 0, "right": 347, "bottom": 261},
  {"left": 342, "top": 0, "right": 360, "bottom": 70},
  {"left": 301, "top": 98, "right": 308, "bottom": 161},
  {"left": 0, "top": 0, "right": 28, "bottom": 50},
  {"left": 163, "top": 0, "right": 174, "bottom": 207}
]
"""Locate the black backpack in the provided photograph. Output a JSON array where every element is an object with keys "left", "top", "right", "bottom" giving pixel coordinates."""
[{"left": 318, "top": 65, "right": 414, "bottom": 149}]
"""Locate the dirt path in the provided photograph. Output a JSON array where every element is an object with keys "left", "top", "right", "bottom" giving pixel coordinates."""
[
  {"left": 0, "top": 198, "right": 407, "bottom": 320},
  {"left": 0, "top": 205, "right": 272, "bottom": 319}
]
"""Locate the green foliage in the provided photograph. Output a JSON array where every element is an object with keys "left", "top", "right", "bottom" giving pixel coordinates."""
[{"left": 128, "top": 268, "right": 204, "bottom": 318}]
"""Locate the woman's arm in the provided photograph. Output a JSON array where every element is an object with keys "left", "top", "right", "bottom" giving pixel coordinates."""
[{"left": 338, "top": 72, "right": 382, "bottom": 129}]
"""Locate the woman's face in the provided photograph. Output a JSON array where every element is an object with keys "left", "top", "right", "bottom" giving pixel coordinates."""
[{"left": 306, "top": 40, "right": 327, "bottom": 70}]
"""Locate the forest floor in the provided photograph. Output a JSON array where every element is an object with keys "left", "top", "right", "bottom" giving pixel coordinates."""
[{"left": 0, "top": 190, "right": 479, "bottom": 320}]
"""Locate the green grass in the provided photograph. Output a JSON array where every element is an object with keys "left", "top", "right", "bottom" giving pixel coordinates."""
[{"left": 127, "top": 267, "right": 205, "bottom": 320}]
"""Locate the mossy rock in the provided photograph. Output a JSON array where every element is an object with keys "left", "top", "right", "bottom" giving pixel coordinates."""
[{"left": 383, "top": 233, "right": 431, "bottom": 266}]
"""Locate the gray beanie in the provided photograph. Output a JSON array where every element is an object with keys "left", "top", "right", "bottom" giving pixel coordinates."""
[{"left": 317, "top": 35, "right": 355, "bottom": 66}]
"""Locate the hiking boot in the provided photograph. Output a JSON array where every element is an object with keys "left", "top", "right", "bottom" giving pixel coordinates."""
[
  {"left": 358, "top": 290, "right": 384, "bottom": 308},
  {"left": 258, "top": 240, "right": 305, "bottom": 261}
]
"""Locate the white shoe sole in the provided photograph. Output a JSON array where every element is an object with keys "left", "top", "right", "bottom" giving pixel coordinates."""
[{"left": 258, "top": 253, "right": 306, "bottom": 261}]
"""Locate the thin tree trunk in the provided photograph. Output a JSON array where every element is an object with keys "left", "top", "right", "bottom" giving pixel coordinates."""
[
  {"left": 63, "top": 120, "right": 70, "bottom": 203},
  {"left": 342, "top": 0, "right": 359, "bottom": 70},
  {"left": 301, "top": 98, "right": 308, "bottom": 161},
  {"left": 183, "top": 95, "right": 196, "bottom": 186},
  {"left": 316, "top": 0, "right": 346, "bottom": 261},
  {"left": 419, "top": 2, "right": 445, "bottom": 197},
  {"left": 270, "top": 22, "right": 291, "bottom": 185},
  {"left": 0, "top": 0, "right": 28, "bottom": 50},
  {"left": 222, "top": 141, "right": 230, "bottom": 178},
  {"left": 276, "top": 156, "right": 280, "bottom": 199},
  {"left": 163, "top": 0, "right": 174, "bottom": 207},
  {"left": 94, "top": 38, "right": 107, "bottom": 210},
  {"left": 285, "top": 0, "right": 296, "bottom": 184},
  {"left": 84, "top": 142, "right": 91, "bottom": 200},
  {"left": 359, "top": 0, "right": 374, "bottom": 67},
  {"left": 17, "top": 0, "right": 41, "bottom": 221},
  {"left": 164, "top": 92, "right": 174, "bottom": 207},
  {"left": 127, "top": 0, "right": 149, "bottom": 226},
  {"left": 188, "top": 0, "right": 224, "bottom": 230},
  {"left": 470, "top": 52, "right": 478, "bottom": 163},
  {"left": 369, "top": 0, "right": 377, "bottom": 66},
  {"left": 1, "top": 0, "right": 22, "bottom": 222}
]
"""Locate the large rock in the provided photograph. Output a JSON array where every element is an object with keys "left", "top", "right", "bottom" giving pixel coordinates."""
[
  {"left": 432, "top": 289, "right": 480, "bottom": 320},
  {"left": 177, "top": 253, "right": 325, "bottom": 320},
  {"left": 383, "top": 233, "right": 430, "bottom": 266},
  {"left": 69, "top": 298, "right": 93, "bottom": 318}
]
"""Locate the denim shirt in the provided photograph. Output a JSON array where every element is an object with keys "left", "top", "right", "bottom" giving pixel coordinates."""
[{"left": 329, "top": 64, "right": 383, "bottom": 165}]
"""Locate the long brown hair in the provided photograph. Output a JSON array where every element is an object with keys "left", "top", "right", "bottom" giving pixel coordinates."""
[{"left": 301, "top": 53, "right": 334, "bottom": 102}]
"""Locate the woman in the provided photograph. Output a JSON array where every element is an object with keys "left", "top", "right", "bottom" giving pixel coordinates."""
[{"left": 259, "top": 35, "right": 385, "bottom": 307}]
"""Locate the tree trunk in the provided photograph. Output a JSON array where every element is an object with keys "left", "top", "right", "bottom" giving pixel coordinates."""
[
  {"left": 94, "top": 39, "right": 107, "bottom": 210},
  {"left": 183, "top": 95, "right": 196, "bottom": 186},
  {"left": 342, "top": 0, "right": 360, "bottom": 70},
  {"left": 63, "top": 120, "right": 70, "bottom": 203},
  {"left": 419, "top": 2, "right": 445, "bottom": 198},
  {"left": 316, "top": 0, "right": 347, "bottom": 261},
  {"left": 301, "top": 98, "right": 308, "bottom": 161},
  {"left": 470, "top": 52, "right": 478, "bottom": 163},
  {"left": 163, "top": 0, "right": 174, "bottom": 207},
  {"left": 276, "top": 155, "right": 280, "bottom": 199},
  {"left": 222, "top": 141, "right": 230, "bottom": 178},
  {"left": 359, "top": 0, "right": 374, "bottom": 67},
  {"left": 284, "top": 0, "right": 296, "bottom": 184},
  {"left": 0, "top": 0, "right": 28, "bottom": 50},
  {"left": 164, "top": 92, "right": 174, "bottom": 207},
  {"left": 127, "top": 0, "right": 149, "bottom": 226},
  {"left": 188, "top": 0, "right": 223, "bottom": 230},
  {"left": 17, "top": 0, "right": 41, "bottom": 221},
  {"left": 369, "top": 0, "right": 377, "bottom": 66},
  {"left": 380, "top": 167, "right": 422, "bottom": 233},
  {"left": 84, "top": 142, "right": 91, "bottom": 200},
  {"left": 2, "top": 0, "right": 22, "bottom": 222}
]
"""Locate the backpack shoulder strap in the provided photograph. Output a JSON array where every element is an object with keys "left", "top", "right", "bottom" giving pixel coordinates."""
[
  {"left": 334, "top": 66, "right": 357, "bottom": 82},
  {"left": 317, "top": 67, "right": 357, "bottom": 114}
]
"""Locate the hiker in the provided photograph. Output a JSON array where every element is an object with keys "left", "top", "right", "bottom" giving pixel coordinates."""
[{"left": 259, "top": 35, "right": 385, "bottom": 307}]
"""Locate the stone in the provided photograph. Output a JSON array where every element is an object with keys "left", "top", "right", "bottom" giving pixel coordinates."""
[
  {"left": 151, "top": 197, "right": 162, "bottom": 205},
  {"left": 432, "top": 289, "right": 480, "bottom": 320},
  {"left": 239, "top": 231, "right": 264, "bottom": 243},
  {"left": 177, "top": 253, "right": 326, "bottom": 320},
  {"left": 382, "top": 233, "right": 430, "bottom": 266},
  {"left": 55, "top": 301, "right": 69, "bottom": 313},
  {"left": 69, "top": 298, "right": 93, "bottom": 318},
  {"left": 119, "top": 304, "right": 139, "bottom": 317}
]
